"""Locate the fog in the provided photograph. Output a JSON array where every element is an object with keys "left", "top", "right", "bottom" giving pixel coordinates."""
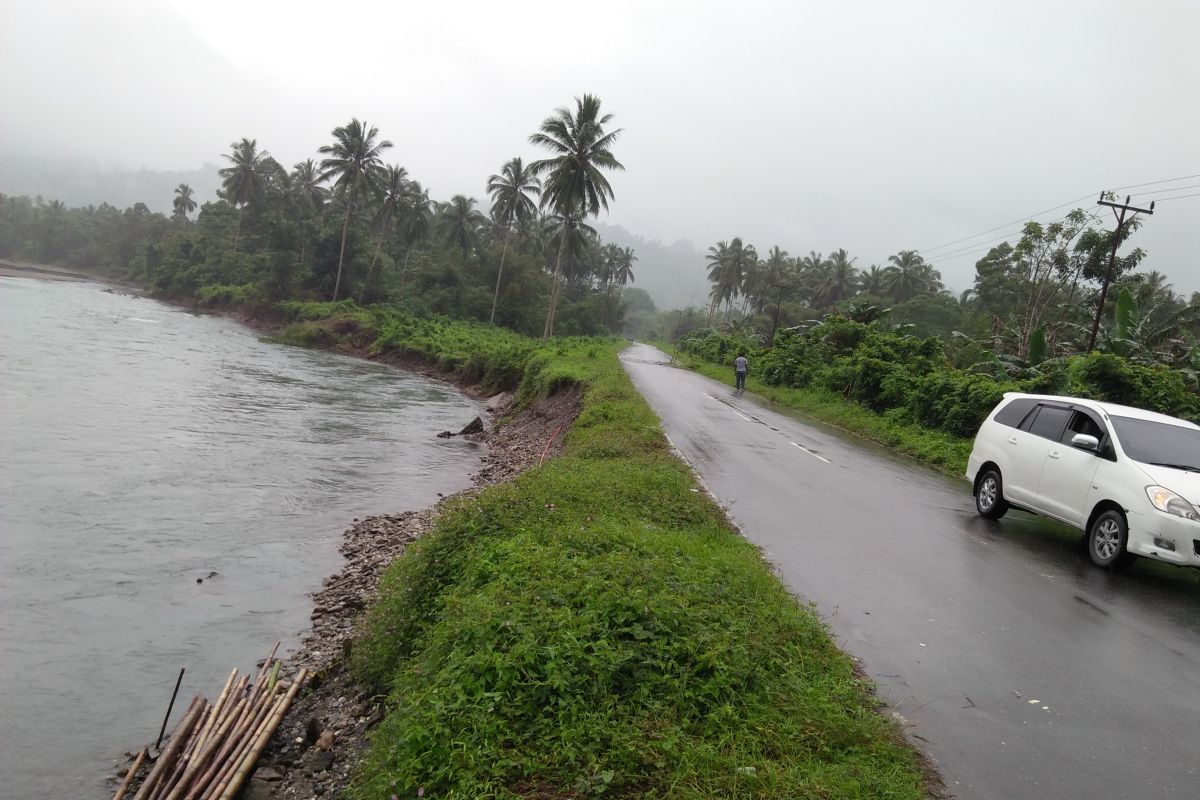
[{"left": 2, "top": 0, "right": 1197, "bottom": 297}]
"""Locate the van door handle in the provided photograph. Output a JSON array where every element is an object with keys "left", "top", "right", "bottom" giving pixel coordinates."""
[
  {"left": 1048, "top": 450, "right": 1060, "bottom": 459},
  {"left": 1008, "top": 437, "right": 1018, "bottom": 445}
]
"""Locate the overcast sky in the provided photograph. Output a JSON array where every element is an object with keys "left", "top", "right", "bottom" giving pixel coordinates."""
[{"left": 2, "top": 0, "right": 1198, "bottom": 294}]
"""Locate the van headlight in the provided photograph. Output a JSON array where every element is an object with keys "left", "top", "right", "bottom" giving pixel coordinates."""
[{"left": 1146, "top": 486, "right": 1200, "bottom": 521}]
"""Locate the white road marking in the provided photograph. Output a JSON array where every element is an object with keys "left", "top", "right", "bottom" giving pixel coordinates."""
[
  {"left": 791, "top": 441, "right": 831, "bottom": 463},
  {"left": 705, "top": 392, "right": 755, "bottom": 422}
]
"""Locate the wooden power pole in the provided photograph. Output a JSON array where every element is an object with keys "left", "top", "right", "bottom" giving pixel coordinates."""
[{"left": 1086, "top": 194, "right": 1154, "bottom": 353}]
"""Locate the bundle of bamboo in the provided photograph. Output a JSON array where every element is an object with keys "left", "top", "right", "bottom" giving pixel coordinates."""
[{"left": 114, "top": 644, "right": 307, "bottom": 800}]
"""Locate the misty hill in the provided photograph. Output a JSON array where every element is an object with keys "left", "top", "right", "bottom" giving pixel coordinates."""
[
  {"left": 594, "top": 224, "right": 709, "bottom": 310},
  {"left": 0, "top": 154, "right": 221, "bottom": 214}
]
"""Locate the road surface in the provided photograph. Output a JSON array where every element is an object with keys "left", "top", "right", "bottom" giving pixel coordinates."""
[{"left": 621, "top": 344, "right": 1200, "bottom": 799}]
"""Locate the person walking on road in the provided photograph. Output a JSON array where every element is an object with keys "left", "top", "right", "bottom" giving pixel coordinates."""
[{"left": 734, "top": 353, "right": 748, "bottom": 392}]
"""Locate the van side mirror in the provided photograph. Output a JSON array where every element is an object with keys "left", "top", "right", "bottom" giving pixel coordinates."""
[{"left": 1071, "top": 433, "right": 1100, "bottom": 452}]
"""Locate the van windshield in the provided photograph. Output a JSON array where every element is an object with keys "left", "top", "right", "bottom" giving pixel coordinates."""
[{"left": 1109, "top": 415, "right": 1200, "bottom": 471}]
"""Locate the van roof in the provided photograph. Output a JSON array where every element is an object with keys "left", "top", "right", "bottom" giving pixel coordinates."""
[{"left": 1001, "top": 392, "right": 1200, "bottom": 430}]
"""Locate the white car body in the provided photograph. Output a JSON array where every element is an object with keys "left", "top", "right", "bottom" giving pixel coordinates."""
[{"left": 966, "top": 393, "right": 1200, "bottom": 569}]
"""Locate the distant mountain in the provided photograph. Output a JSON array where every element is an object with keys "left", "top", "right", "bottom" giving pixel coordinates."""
[
  {"left": 594, "top": 223, "right": 709, "bottom": 310},
  {"left": 0, "top": 154, "right": 221, "bottom": 214}
]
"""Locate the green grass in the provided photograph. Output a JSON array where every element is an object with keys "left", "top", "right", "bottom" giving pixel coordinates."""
[
  {"left": 673, "top": 349, "right": 973, "bottom": 477},
  {"left": 347, "top": 337, "right": 929, "bottom": 799}
]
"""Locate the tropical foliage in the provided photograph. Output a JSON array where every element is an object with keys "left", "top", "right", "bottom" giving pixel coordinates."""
[{"left": 0, "top": 98, "right": 638, "bottom": 339}]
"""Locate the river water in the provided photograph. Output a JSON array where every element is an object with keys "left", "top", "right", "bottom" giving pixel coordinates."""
[{"left": 0, "top": 276, "right": 486, "bottom": 799}]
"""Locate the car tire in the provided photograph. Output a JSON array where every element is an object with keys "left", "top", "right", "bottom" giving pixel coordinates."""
[
  {"left": 1088, "top": 509, "right": 1136, "bottom": 570},
  {"left": 975, "top": 469, "right": 1009, "bottom": 519}
]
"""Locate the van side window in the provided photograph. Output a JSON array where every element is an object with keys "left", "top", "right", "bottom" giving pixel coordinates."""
[
  {"left": 994, "top": 398, "right": 1037, "bottom": 428},
  {"left": 1026, "top": 405, "right": 1072, "bottom": 440}
]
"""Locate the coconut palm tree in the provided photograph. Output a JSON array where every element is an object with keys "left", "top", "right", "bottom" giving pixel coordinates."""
[
  {"left": 290, "top": 159, "right": 327, "bottom": 273},
  {"left": 439, "top": 195, "right": 486, "bottom": 259},
  {"left": 614, "top": 246, "right": 637, "bottom": 288},
  {"left": 487, "top": 157, "right": 541, "bottom": 323},
  {"left": 822, "top": 248, "right": 859, "bottom": 306},
  {"left": 529, "top": 94, "right": 624, "bottom": 338},
  {"left": 706, "top": 238, "right": 756, "bottom": 319},
  {"left": 318, "top": 118, "right": 393, "bottom": 301},
  {"left": 359, "top": 165, "right": 409, "bottom": 302},
  {"left": 172, "top": 183, "right": 196, "bottom": 219},
  {"left": 218, "top": 138, "right": 270, "bottom": 250},
  {"left": 860, "top": 264, "right": 887, "bottom": 296},
  {"left": 884, "top": 249, "right": 928, "bottom": 303},
  {"left": 798, "top": 251, "right": 828, "bottom": 306}
]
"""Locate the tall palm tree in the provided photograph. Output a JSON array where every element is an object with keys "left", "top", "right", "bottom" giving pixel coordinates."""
[
  {"left": 172, "top": 183, "right": 196, "bottom": 219},
  {"left": 290, "top": 159, "right": 328, "bottom": 273},
  {"left": 359, "top": 165, "right": 409, "bottom": 302},
  {"left": 884, "top": 249, "right": 927, "bottom": 303},
  {"left": 798, "top": 250, "right": 828, "bottom": 307},
  {"left": 439, "top": 195, "right": 486, "bottom": 259},
  {"left": 860, "top": 264, "right": 887, "bottom": 296},
  {"left": 706, "top": 238, "right": 756, "bottom": 319},
  {"left": 319, "top": 118, "right": 393, "bottom": 301},
  {"left": 599, "top": 242, "right": 620, "bottom": 326},
  {"left": 614, "top": 246, "right": 637, "bottom": 287},
  {"left": 822, "top": 248, "right": 859, "bottom": 306},
  {"left": 487, "top": 157, "right": 541, "bottom": 323},
  {"left": 218, "top": 138, "right": 270, "bottom": 250},
  {"left": 529, "top": 94, "right": 624, "bottom": 338}
]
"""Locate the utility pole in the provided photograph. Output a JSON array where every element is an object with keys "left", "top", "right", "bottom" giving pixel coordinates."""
[
  {"left": 768, "top": 283, "right": 786, "bottom": 346},
  {"left": 1086, "top": 193, "right": 1154, "bottom": 353}
]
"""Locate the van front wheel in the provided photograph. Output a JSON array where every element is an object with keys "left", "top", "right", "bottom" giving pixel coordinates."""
[{"left": 1088, "top": 509, "right": 1135, "bottom": 570}]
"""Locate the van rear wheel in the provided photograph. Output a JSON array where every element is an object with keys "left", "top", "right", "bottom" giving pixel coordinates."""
[{"left": 975, "top": 469, "right": 1008, "bottom": 519}]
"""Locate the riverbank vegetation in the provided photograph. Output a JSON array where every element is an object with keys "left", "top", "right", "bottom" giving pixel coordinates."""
[
  {"left": 345, "top": 337, "right": 928, "bottom": 798},
  {"left": 0, "top": 96, "right": 643, "bottom": 339}
]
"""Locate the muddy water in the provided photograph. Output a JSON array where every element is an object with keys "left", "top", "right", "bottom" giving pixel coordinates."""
[{"left": 0, "top": 277, "right": 485, "bottom": 799}]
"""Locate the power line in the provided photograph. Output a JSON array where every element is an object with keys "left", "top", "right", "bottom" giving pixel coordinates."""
[
  {"left": 929, "top": 207, "right": 1097, "bottom": 262},
  {"left": 1150, "top": 191, "right": 1200, "bottom": 203},
  {"left": 1128, "top": 183, "right": 1200, "bottom": 197},
  {"left": 918, "top": 173, "right": 1198, "bottom": 255},
  {"left": 920, "top": 193, "right": 1096, "bottom": 254},
  {"left": 1112, "top": 173, "right": 1200, "bottom": 191}
]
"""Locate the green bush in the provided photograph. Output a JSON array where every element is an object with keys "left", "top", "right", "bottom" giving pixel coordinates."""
[{"left": 682, "top": 319, "right": 1199, "bottom": 454}]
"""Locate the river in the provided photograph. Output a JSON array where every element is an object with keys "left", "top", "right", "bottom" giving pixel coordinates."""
[{"left": 0, "top": 276, "right": 486, "bottom": 799}]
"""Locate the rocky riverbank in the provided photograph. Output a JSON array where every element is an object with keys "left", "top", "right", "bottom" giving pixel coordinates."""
[{"left": 113, "top": 382, "right": 583, "bottom": 800}]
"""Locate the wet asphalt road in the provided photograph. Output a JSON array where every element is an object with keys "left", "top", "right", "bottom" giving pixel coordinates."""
[{"left": 621, "top": 344, "right": 1200, "bottom": 799}]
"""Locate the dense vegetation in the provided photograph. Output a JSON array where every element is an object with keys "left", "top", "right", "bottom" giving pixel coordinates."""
[
  {"left": 678, "top": 206, "right": 1200, "bottom": 370},
  {"left": 0, "top": 96, "right": 646, "bottom": 339},
  {"left": 678, "top": 317, "right": 1200, "bottom": 475},
  {"left": 347, "top": 337, "right": 928, "bottom": 798}
]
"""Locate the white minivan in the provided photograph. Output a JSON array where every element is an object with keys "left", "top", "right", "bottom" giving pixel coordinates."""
[{"left": 967, "top": 393, "right": 1200, "bottom": 569}]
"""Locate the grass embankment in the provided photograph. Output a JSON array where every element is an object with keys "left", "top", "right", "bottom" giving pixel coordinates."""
[
  {"left": 670, "top": 348, "right": 972, "bottom": 477},
  {"left": 277, "top": 315, "right": 926, "bottom": 798}
]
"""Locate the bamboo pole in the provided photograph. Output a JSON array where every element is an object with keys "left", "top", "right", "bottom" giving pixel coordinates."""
[
  {"left": 151, "top": 704, "right": 210, "bottom": 800},
  {"left": 192, "top": 669, "right": 237, "bottom": 756},
  {"left": 156, "top": 669, "right": 187, "bottom": 750},
  {"left": 200, "top": 685, "right": 285, "bottom": 800},
  {"left": 112, "top": 747, "right": 148, "bottom": 800},
  {"left": 181, "top": 687, "right": 256, "bottom": 800},
  {"left": 133, "top": 697, "right": 204, "bottom": 800},
  {"left": 216, "top": 670, "right": 307, "bottom": 800},
  {"left": 167, "top": 680, "right": 262, "bottom": 800}
]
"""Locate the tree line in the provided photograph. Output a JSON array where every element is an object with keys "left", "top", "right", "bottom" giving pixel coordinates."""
[
  {"left": 0, "top": 95, "right": 646, "bottom": 339},
  {"left": 683, "top": 204, "right": 1199, "bottom": 373}
]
